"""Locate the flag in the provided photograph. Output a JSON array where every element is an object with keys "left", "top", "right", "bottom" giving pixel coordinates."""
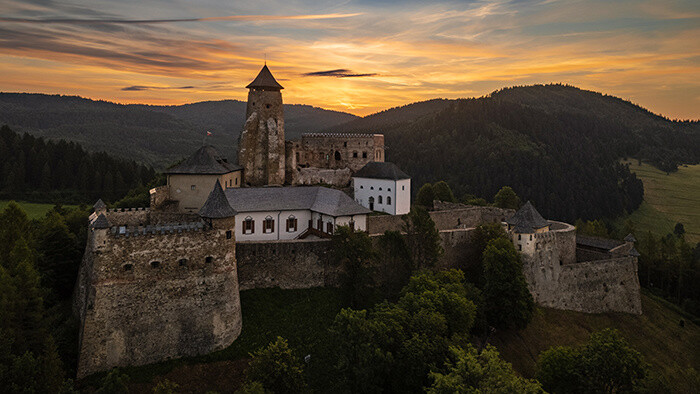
[{"left": 207, "top": 131, "right": 212, "bottom": 136}]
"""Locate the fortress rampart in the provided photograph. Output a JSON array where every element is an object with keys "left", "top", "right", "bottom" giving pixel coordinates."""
[{"left": 74, "top": 212, "right": 242, "bottom": 378}]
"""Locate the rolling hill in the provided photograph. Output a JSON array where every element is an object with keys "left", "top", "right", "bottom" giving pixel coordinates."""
[{"left": 0, "top": 93, "right": 357, "bottom": 169}]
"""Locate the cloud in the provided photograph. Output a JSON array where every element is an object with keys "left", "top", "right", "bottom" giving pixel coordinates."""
[
  {"left": 302, "top": 69, "right": 378, "bottom": 77},
  {"left": 121, "top": 85, "right": 194, "bottom": 91},
  {"left": 0, "top": 13, "right": 363, "bottom": 25}
]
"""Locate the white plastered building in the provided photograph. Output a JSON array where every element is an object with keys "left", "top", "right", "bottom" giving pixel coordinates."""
[{"left": 352, "top": 162, "right": 411, "bottom": 216}]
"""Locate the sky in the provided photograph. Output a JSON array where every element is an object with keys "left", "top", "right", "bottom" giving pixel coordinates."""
[{"left": 0, "top": 0, "right": 698, "bottom": 118}]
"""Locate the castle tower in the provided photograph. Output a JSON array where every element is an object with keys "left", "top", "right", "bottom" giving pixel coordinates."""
[{"left": 238, "top": 64, "right": 286, "bottom": 186}]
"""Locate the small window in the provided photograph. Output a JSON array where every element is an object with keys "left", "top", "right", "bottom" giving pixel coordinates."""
[
  {"left": 344, "top": 142, "right": 347, "bottom": 147},
  {"left": 402, "top": 185, "right": 405, "bottom": 190},
  {"left": 226, "top": 230, "right": 232, "bottom": 239},
  {"left": 379, "top": 187, "right": 382, "bottom": 191},
  {"left": 360, "top": 185, "right": 363, "bottom": 189},
  {"left": 518, "top": 245, "right": 522, "bottom": 251},
  {"left": 191, "top": 185, "right": 196, "bottom": 191},
  {"left": 378, "top": 196, "right": 383, "bottom": 204},
  {"left": 286, "top": 216, "right": 298, "bottom": 232},
  {"left": 263, "top": 216, "right": 275, "bottom": 233},
  {"left": 266, "top": 104, "right": 271, "bottom": 109},
  {"left": 326, "top": 222, "right": 333, "bottom": 234},
  {"left": 362, "top": 151, "right": 367, "bottom": 158},
  {"left": 370, "top": 186, "right": 374, "bottom": 190},
  {"left": 518, "top": 234, "right": 522, "bottom": 240},
  {"left": 123, "top": 263, "right": 133, "bottom": 271},
  {"left": 317, "top": 218, "right": 323, "bottom": 230},
  {"left": 235, "top": 177, "right": 238, "bottom": 186},
  {"left": 178, "top": 258, "right": 188, "bottom": 266},
  {"left": 243, "top": 217, "right": 254, "bottom": 234},
  {"left": 530, "top": 235, "right": 533, "bottom": 241},
  {"left": 387, "top": 196, "right": 391, "bottom": 205},
  {"left": 205, "top": 256, "right": 214, "bottom": 264},
  {"left": 353, "top": 151, "right": 358, "bottom": 158},
  {"left": 150, "top": 261, "right": 161, "bottom": 269},
  {"left": 388, "top": 188, "right": 391, "bottom": 191}
]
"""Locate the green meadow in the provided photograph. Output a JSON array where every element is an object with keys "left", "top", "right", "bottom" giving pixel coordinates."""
[
  {"left": 619, "top": 160, "right": 700, "bottom": 243},
  {"left": 0, "top": 200, "right": 79, "bottom": 219}
]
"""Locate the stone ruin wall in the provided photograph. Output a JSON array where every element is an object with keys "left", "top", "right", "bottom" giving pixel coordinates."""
[
  {"left": 285, "top": 134, "right": 385, "bottom": 186},
  {"left": 239, "top": 89, "right": 285, "bottom": 186},
  {"left": 74, "top": 216, "right": 242, "bottom": 378}
]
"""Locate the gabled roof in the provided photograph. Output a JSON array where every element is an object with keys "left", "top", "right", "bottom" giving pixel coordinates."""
[
  {"left": 246, "top": 65, "right": 284, "bottom": 90},
  {"left": 200, "top": 180, "right": 237, "bottom": 218},
  {"left": 91, "top": 213, "right": 110, "bottom": 229},
  {"left": 624, "top": 233, "right": 637, "bottom": 243},
  {"left": 353, "top": 162, "right": 410, "bottom": 180},
  {"left": 507, "top": 201, "right": 549, "bottom": 233},
  {"left": 224, "top": 186, "right": 371, "bottom": 217},
  {"left": 93, "top": 199, "right": 106, "bottom": 211},
  {"left": 164, "top": 145, "right": 242, "bottom": 175}
]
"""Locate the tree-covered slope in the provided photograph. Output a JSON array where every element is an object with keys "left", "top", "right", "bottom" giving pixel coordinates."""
[
  {"left": 333, "top": 85, "right": 698, "bottom": 222},
  {"left": 0, "top": 93, "right": 357, "bottom": 168}
]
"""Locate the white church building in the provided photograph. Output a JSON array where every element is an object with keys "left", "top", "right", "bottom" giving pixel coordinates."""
[{"left": 352, "top": 162, "right": 411, "bottom": 215}]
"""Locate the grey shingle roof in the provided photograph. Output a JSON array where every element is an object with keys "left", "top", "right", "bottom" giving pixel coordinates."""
[
  {"left": 91, "top": 213, "right": 110, "bottom": 229},
  {"left": 200, "top": 180, "right": 237, "bottom": 218},
  {"left": 576, "top": 235, "right": 623, "bottom": 251},
  {"left": 353, "top": 162, "right": 410, "bottom": 180},
  {"left": 165, "top": 145, "right": 242, "bottom": 175},
  {"left": 507, "top": 201, "right": 549, "bottom": 233},
  {"left": 93, "top": 199, "right": 106, "bottom": 211},
  {"left": 624, "top": 233, "right": 637, "bottom": 243},
  {"left": 224, "top": 186, "right": 371, "bottom": 217},
  {"left": 246, "top": 65, "right": 284, "bottom": 90}
]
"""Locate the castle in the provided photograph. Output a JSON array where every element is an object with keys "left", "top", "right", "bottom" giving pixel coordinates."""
[{"left": 73, "top": 65, "right": 642, "bottom": 378}]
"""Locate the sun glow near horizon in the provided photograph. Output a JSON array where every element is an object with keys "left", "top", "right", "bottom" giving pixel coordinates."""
[{"left": 0, "top": 0, "right": 698, "bottom": 119}]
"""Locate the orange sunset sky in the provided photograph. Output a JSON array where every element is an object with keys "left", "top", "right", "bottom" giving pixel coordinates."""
[{"left": 1, "top": 0, "right": 699, "bottom": 118}]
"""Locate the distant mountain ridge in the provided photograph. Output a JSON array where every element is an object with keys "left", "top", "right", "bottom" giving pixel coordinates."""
[{"left": 0, "top": 93, "right": 358, "bottom": 168}]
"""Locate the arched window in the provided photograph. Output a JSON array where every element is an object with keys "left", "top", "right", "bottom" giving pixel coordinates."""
[
  {"left": 387, "top": 196, "right": 391, "bottom": 205},
  {"left": 243, "top": 216, "right": 254, "bottom": 234},
  {"left": 178, "top": 258, "right": 188, "bottom": 266},
  {"left": 379, "top": 187, "right": 382, "bottom": 191},
  {"left": 264, "top": 216, "right": 275, "bottom": 233},
  {"left": 334, "top": 151, "right": 341, "bottom": 161},
  {"left": 150, "top": 261, "right": 161, "bottom": 269},
  {"left": 378, "top": 196, "right": 383, "bottom": 204},
  {"left": 123, "top": 263, "right": 133, "bottom": 271}
]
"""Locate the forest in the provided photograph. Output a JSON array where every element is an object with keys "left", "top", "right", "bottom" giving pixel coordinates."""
[{"left": 0, "top": 125, "right": 155, "bottom": 203}]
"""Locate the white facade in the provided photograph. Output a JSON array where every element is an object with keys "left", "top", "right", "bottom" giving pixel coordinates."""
[
  {"left": 353, "top": 177, "right": 411, "bottom": 215},
  {"left": 235, "top": 209, "right": 368, "bottom": 242}
]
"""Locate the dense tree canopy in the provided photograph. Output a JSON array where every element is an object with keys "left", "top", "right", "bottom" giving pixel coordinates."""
[{"left": 0, "top": 125, "right": 155, "bottom": 203}]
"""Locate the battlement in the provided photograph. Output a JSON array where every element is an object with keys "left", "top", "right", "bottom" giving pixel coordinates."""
[
  {"left": 301, "top": 133, "right": 381, "bottom": 138},
  {"left": 107, "top": 221, "right": 206, "bottom": 237}
]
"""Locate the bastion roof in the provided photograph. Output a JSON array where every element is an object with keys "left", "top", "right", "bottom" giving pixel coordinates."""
[
  {"left": 507, "top": 201, "right": 549, "bottom": 233},
  {"left": 165, "top": 145, "right": 242, "bottom": 175},
  {"left": 200, "top": 180, "right": 237, "bottom": 218},
  {"left": 223, "top": 186, "right": 371, "bottom": 217},
  {"left": 353, "top": 162, "right": 410, "bottom": 180},
  {"left": 246, "top": 64, "right": 284, "bottom": 90}
]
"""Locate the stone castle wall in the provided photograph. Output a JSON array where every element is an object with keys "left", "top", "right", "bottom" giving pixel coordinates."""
[
  {"left": 239, "top": 89, "right": 285, "bottom": 186},
  {"left": 366, "top": 205, "right": 515, "bottom": 234},
  {"left": 236, "top": 239, "right": 340, "bottom": 290},
  {"left": 74, "top": 217, "right": 242, "bottom": 378}
]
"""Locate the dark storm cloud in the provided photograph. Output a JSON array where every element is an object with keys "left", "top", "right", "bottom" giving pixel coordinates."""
[{"left": 302, "top": 69, "right": 378, "bottom": 78}]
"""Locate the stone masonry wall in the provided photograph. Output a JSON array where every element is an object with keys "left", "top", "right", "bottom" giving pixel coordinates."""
[
  {"left": 366, "top": 206, "right": 515, "bottom": 234},
  {"left": 236, "top": 239, "right": 340, "bottom": 290},
  {"left": 75, "top": 218, "right": 241, "bottom": 378}
]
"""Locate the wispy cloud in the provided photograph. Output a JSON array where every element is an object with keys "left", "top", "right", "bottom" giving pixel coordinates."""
[
  {"left": 122, "top": 85, "right": 194, "bottom": 91},
  {"left": 0, "top": 13, "right": 363, "bottom": 24},
  {"left": 302, "top": 69, "right": 378, "bottom": 77}
]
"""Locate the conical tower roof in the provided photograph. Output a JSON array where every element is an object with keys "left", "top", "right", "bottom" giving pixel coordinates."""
[
  {"left": 246, "top": 64, "right": 284, "bottom": 90},
  {"left": 507, "top": 201, "right": 549, "bottom": 233},
  {"left": 199, "top": 180, "right": 237, "bottom": 218}
]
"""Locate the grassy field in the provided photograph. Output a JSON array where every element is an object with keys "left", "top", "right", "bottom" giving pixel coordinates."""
[
  {"left": 81, "top": 287, "right": 699, "bottom": 393},
  {"left": 0, "top": 200, "right": 79, "bottom": 219},
  {"left": 492, "top": 290, "right": 700, "bottom": 393},
  {"left": 618, "top": 160, "right": 700, "bottom": 243}
]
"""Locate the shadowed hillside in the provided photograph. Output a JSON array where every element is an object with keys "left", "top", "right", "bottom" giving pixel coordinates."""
[
  {"left": 330, "top": 84, "right": 699, "bottom": 222},
  {"left": 0, "top": 93, "right": 357, "bottom": 169}
]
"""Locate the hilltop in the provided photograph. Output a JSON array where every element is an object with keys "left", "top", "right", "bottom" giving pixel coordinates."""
[{"left": 0, "top": 93, "right": 357, "bottom": 168}]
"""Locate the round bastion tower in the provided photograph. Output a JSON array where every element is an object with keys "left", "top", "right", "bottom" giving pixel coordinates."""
[{"left": 238, "top": 64, "right": 286, "bottom": 186}]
